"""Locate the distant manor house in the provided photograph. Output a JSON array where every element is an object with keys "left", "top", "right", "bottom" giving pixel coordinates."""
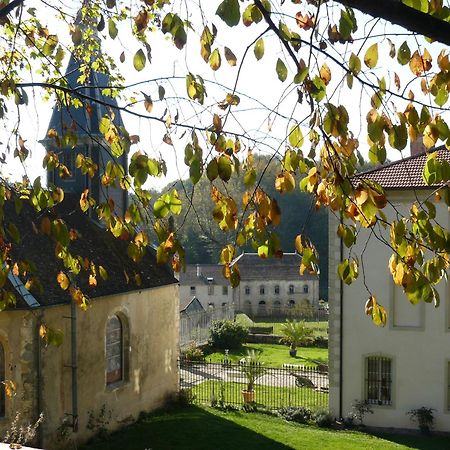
[{"left": 179, "top": 252, "right": 319, "bottom": 318}]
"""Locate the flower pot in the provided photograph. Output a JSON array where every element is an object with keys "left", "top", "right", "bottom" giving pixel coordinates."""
[
  {"left": 241, "top": 389, "right": 255, "bottom": 403},
  {"left": 289, "top": 349, "right": 297, "bottom": 357}
]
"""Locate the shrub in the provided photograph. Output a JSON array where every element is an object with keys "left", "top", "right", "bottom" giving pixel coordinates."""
[
  {"left": 312, "top": 409, "right": 334, "bottom": 428},
  {"left": 348, "top": 400, "right": 373, "bottom": 426},
  {"left": 407, "top": 407, "right": 435, "bottom": 435},
  {"left": 178, "top": 389, "right": 196, "bottom": 406},
  {"left": 278, "top": 406, "right": 312, "bottom": 424},
  {"left": 209, "top": 320, "right": 248, "bottom": 350},
  {"left": 181, "top": 343, "right": 204, "bottom": 362}
]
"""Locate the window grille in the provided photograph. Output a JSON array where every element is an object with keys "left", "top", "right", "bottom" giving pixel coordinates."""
[{"left": 365, "top": 356, "right": 392, "bottom": 405}]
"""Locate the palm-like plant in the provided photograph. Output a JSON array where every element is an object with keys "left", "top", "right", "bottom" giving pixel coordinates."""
[
  {"left": 279, "top": 320, "right": 314, "bottom": 356},
  {"left": 239, "top": 349, "right": 266, "bottom": 392}
]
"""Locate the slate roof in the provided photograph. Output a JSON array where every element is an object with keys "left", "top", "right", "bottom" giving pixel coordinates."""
[
  {"left": 353, "top": 146, "right": 450, "bottom": 189},
  {"left": 179, "top": 296, "right": 205, "bottom": 313},
  {"left": 43, "top": 54, "right": 124, "bottom": 140},
  {"left": 232, "top": 253, "right": 318, "bottom": 281},
  {"left": 5, "top": 194, "right": 177, "bottom": 309},
  {"left": 179, "top": 264, "right": 227, "bottom": 286}
]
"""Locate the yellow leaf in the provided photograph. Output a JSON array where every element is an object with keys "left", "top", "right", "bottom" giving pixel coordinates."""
[
  {"left": 319, "top": 63, "right": 331, "bottom": 85},
  {"left": 57, "top": 272, "right": 70, "bottom": 290},
  {"left": 364, "top": 43, "right": 378, "bottom": 69}
]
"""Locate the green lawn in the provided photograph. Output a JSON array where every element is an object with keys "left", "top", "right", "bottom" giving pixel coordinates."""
[
  {"left": 191, "top": 380, "right": 328, "bottom": 409},
  {"left": 81, "top": 405, "right": 450, "bottom": 450},
  {"left": 236, "top": 313, "right": 329, "bottom": 338},
  {"left": 206, "top": 343, "right": 328, "bottom": 368}
]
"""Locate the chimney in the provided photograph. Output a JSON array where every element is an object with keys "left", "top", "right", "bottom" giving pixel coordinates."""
[
  {"left": 196, "top": 264, "right": 201, "bottom": 278},
  {"left": 410, "top": 135, "right": 426, "bottom": 157}
]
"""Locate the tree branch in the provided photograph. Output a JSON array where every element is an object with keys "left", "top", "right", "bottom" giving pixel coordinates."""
[
  {"left": 0, "top": 0, "right": 24, "bottom": 19},
  {"left": 334, "top": 0, "right": 450, "bottom": 47}
]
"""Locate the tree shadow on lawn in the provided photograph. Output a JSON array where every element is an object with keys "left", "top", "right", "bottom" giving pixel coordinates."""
[
  {"left": 81, "top": 405, "right": 294, "bottom": 450},
  {"left": 374, "top": 432, "right": 450, "bottom": 450}
]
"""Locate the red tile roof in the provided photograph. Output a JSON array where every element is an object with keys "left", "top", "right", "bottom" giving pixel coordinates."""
[{"left": 353, "top": 146, "right": 450, "bottom": 189}]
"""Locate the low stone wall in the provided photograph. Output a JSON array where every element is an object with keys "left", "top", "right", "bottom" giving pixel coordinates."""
[{"left": 246, "top": 333, "right": 328, "bottom": 348}]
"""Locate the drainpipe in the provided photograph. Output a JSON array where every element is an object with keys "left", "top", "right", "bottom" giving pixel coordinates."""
[
  {"left": 339, "top": 214, "right": 344, "bottom": 419},
  {"left": 36, "top": 317, "right": 43, "bottom": 448},
  {"left": 71, "top": 300, "right": 78, "bottom": 431}
]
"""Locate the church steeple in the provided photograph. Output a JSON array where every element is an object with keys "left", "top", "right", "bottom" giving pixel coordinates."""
[{"left": 42, "top": 10, "right": 128, "bottom": 218}]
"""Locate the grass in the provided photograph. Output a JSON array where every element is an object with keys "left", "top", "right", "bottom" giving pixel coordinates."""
[
  {"left": 81, "top": 404, "right": 450, "bottom": 450},
  {"left": 206, "top": 343, "right": 328, "bottom": 368},
  {"left": 236, "top": 313, "right": 329, "bottom": 338},
  {"left": 190, "top": 380, "right": 328, "bottom": 409}
]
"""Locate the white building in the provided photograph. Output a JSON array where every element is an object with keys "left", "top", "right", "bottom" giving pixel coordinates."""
[
  {"left": 180, "top": 253, "right": 320, "bottom": 319},
  {"left": 329, "top": 147, "right": 450, "bottom": 432}
]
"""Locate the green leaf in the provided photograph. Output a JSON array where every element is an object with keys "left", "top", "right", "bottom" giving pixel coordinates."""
[
  {"left": 339, "top": 7, "right": 357, "bottom": 39},
  {"left": 216, "top": 0, "right": 240, "bottom": 27},
  {"left": 402, "top": 0, "right": 428, "bottom": 13},
  {"left": 349, "top": 53, "right": 361, "bottom": 75},
  {"left": 294, "top": 67, "right": 309, "bottom": 84},
  {"left": 254, "top": 38, "right": 264, "bottom": 60},
  {"left": 276, "top": 58, "right": 288, "bottom": 82},
  {"left": 206, "top": 159, "right": 219, "bottom": 181},
  {"left": 108, "top": 19, "right": 118, "bottom": 39},
  {"left": 397, "top": 41, "right": 411, "bottom": 65},
  {"left": 133, "top": 49, "right": 146, "bottom": 71},
  {"left": 434, "top": 87, "right": 448, "bottom": 107},
  {"left": 288, "top": 124, "right": 304, "bottom": 148},
  {"left": 364, "top": 43, "right": 378, "bottom": 69},
  {"left": 218, "top": 155, "right": 232, "bottom": 182},
  {"left": 244, "top": 168, "right": 256, "bottom": 187}
]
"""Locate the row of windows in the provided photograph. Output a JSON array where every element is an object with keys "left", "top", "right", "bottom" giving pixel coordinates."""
[
  {"left": 189, "top": 284, "right": 310, "bottom": 296},
  {"left": 190, "top": 286, "right": 228, "bottom": 296},
  {"left": 246, "top": 300, "right": 297, "bottom": 307},
  {"left": 245, "top": 284, "right": 309, "bottom": 295}
]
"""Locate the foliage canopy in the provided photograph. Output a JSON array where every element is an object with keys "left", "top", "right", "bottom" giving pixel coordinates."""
[{"left": 0, "top": 0, "right": 450, "bottom": 327}]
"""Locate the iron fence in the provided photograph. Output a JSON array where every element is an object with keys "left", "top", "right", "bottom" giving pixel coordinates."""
[
  {"left": 180, "top": 305, "right": 234, "bottom": 349},
  {"left": 179, "top": 358, "right": 328, "bottom": 410}
]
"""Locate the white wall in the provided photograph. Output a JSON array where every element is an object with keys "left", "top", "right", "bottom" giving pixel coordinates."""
[{"left": 332, "top": 190, "right": 450, "bottom": 431}]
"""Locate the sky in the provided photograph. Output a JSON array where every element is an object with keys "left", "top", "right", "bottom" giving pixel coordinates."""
[{"left": 1, "top": 0, "right": 447, "bottom": 191}]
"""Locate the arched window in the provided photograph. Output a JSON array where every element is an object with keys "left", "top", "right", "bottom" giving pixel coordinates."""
[
  {"left": 288, "top": 299, "right": 296, "bottom": 308},
  {"left": 0, "top": 343, "right": 5, "bottom": 417},
  {"left": 106, "top": 315, "right": 124, "bottom": 385},
  {"left": 289, "top": 284, "right": 295, "bottom": 294},
  {"left": 274, "top": 285, "right": 280, "bottom": 295},
  {"left": 303, "top": 284, "right": 309, "bottom": 294},
  {"left": 259, "top": 300, "right": 266, "bottom": 305}
]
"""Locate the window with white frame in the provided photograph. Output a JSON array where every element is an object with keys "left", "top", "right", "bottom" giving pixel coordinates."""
[
  {"left": 245, "top": 286, "right": 250, "bottom": 295},
  {"left": 365, "top": 356, "right": 392, "bottom": 406}
]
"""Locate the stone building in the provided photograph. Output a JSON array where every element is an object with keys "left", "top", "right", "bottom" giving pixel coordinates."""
[
  {"left": 329, "top": 147, "right": 450, "bottom": 432},
  {"left": 0, "top": 49, "right": 179, "bottom": 448},
  {"left": 180, "top": 253, "right": 319, "bottom": 319}
]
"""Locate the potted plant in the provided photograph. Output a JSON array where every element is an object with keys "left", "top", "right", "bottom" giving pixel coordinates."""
[
  {"left": 239, "top": 349, "right": 266, "bottom": 403},
  {"left": 279, "top": 320, "right": 313, "bottom": 357}
]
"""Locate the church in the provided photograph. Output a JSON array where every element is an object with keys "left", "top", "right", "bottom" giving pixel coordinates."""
[{"left": 0, "top": 36, "right": 179, "bottom": 449}]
